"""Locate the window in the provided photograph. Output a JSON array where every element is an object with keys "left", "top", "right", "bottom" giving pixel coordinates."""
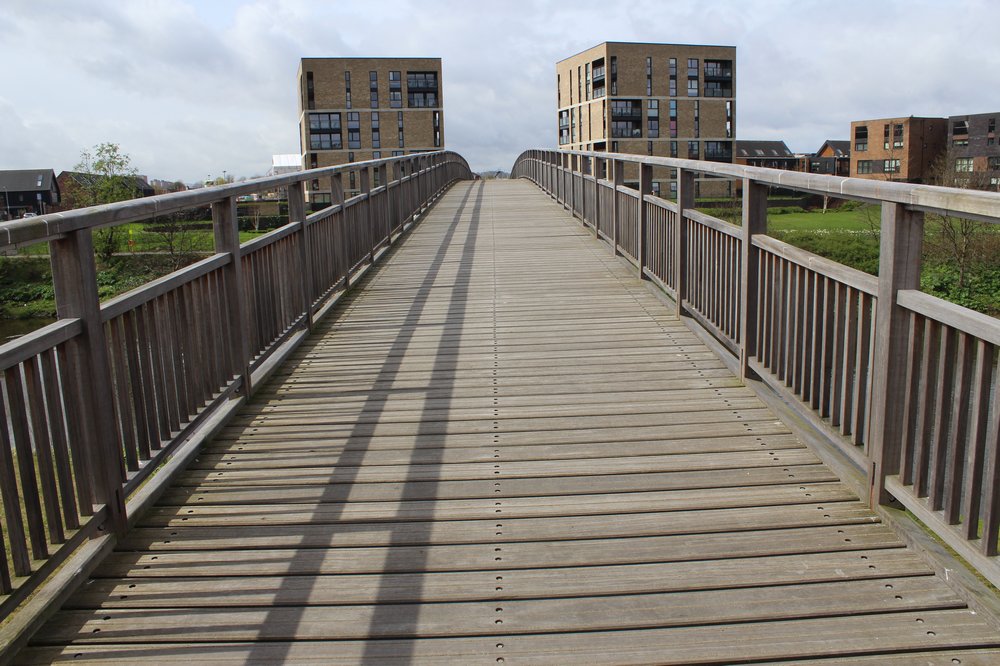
[
  {"left": 954, "top": 139, "right": 969, "bottom": 147},
  {"left": 854, "top": 125, "right": 868, "bottom": 152},
  {"left": 369, "top": 71, "right": 378, "bottom": 108},
  {"left": 669, "top": 99, "right": 677, "bottom": 138},
  {"left": 585, "top": 63, "right": 591, "bottom": 100},
  {"left": 308, "top": 112, "right": 342, "bottom": 150},
  {"left": 389, "top": 71, "right": 402, "bottom": 108},
  {"left": 647, "top": 141, "right": 653, "bottom": 156},
  {"left": 884, "top": 159, "right": 901, "bottom": 173},
  {"left": 955, "top": 158, "right": 974, "bottom": 172},
  {"left": 647, "top": 99, "right": 659, "bottom": 138},
  {"left": 989, "top": 118, "right": 996, "bottom": 134},
  {"left": 687, "top": 79, "right": 698, "bottom": 97},
  {"left": 645, "top": 56, "right": 652, "bottom": 95},
  {"left": 610, "top": 56, "right": 617, "bottom": 95},
  {"left": 693, "top": 100, "right": 699, "bottom": 138},
  {"left": 408, "top": 92, "right": 437, "bottom": 107},
  {"left": 953, "top": 119, "right": 969, "bottom": 135},
  {"left": 434, "top": 111, "right": 441, "bottom": 148},
  {"left": 306, "top": 71, "right": 315, "bottom": 110},
  {"left": 893, "top": 124, "right": 904, "bottom": 148},
  {"left": 371, "top": 112, "right": 380, "bottom": 148},
  {"left": 347, "top": 112, "right": 360, "bottom": 149},
  {"left": 688, "top": 141, "right": 699, "bottom": 159},
  {"left": 883, "top": 124, "right": 891, "bottom": 150},
  {"left": 856, "top": 160, "right": 872, "bottom": 174},
  {"left": 989, "top": 156, "right": 1000, "bottom": 170},
  {"left": 704, "top": 141, "right": 732, "bottom": 160},
  {"left": 670, "top": 141, "right": 678, "bottom": 158},
  {"left": 687, "top": 58, "right": 698, "bottom": 77},
  {"left": 726, "top": 100, "right": 733, "bottom": 138},
  {"left": 345, "top": 71, "right": 351, "bottom": 109}
]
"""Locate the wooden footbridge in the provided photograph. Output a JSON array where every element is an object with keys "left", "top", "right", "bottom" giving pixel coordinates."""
[{"left": 1, "top": 152, "right": 999, "bottom": 663}]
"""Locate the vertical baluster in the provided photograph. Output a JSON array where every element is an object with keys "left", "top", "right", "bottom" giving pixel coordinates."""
[
  {"left": 41, "top": 348, "right": 79, "bottom": 529},
  {"left": 674, "top": 169, "right": 695, "bottom": 315},
  {"left": 840, "top": 288, "right": 859, "bottom": 436},
  {"left": 929, "top": 326, "right": 958, "bottom": 510},
  {"left": 913, "top": 318, "right": 940, "bottom": 498},
  {"left": 23, "top": 358, "right": 64, "bottom": 545},
  {"left": 0, "top": 406, "right": 30, "bottom": 576},
  {"left": 962, "top": 341, "right": 993, "bottom": 538},
  {"left": 4, "top": 368, "right": 48, "bottom": 559},
  {"left": 108, "top": 318, "right": 138, "bottom": 472},
  {"left": 899, "top": 313, "right": 923, "bottom": 485},
  {"left": 56, "top": 343, "right": 94, "bottom": 515},
  {"left": 122, "top": 310, "right": 152, "bottom": 462},
  {"left": 943, "top": 332, "right": 974, "bottom": 523}
]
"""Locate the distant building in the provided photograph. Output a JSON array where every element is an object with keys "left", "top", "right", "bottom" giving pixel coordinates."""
[
  {"left": 298, "top": 57, "right": 444, "bottom": 202},
  {"left": 0, "top": 169, "right": 60, "bottom": 220},
  {"left": 556, "top": 41, "right": 736, "bottom": 197},
  {"left": 149, "top": 179, "right": 187, "bottom": 193},
  {"left": 808, "top": 140, "right": 851, "bottom": 177},
  {"left": 849, "top": 116, "right": 946, "bottom": 183},
  {"left": 268, "top": 154, "right": 303, "bottom": 177},
  {"left": 55, "top": 171, "right": 155, "bottom": 211},
  {"left": 733, "top": 140, "right": 798, "bottom": 171},
  {"left": 948, "top": 112, "right": 1000, "bottom": 189}
]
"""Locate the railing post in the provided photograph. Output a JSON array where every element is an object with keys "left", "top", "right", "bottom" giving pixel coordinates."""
[
  {"left": 561, "top": 153, "right": 570, "bottom": 210},
  {"left": 378, "top": 163, "right": 391, "bottom": 247},
  {"left": 332, "top": 172, "right": 350, "bottom": 290},
  {"left": 360, "top": 167, "right": 374, "bottom": 264},
  {"left": 212, "top": 196, "right": 252, "bottom": 396},
  {"left": 739, "top": 178, "right": 768, "bottom": 379},
  {"left": 869, "top": 202, "right": 924, "bottom": 506},
  {"left": 392, "top": 161, "right": 402, "bottom": 240},
  {"left": 611, "top": 159, "right": 622, "bottom": 256},
  {"left": 288, "top": 182, "right": 313, "bottom": 330},
  {"left": 674, "top": 168, "right": 695, "bottom": 314},
  {"left": 581, "top": 155, "right": 590, "bottom": 227},
  {"left": 594, "top": 157, "right": 603, "bottom": 239},
  {"left": 638, "top": 162, "right": 652, "bottom": 280},
  {"left": 49, "top": 230, "right": 127, "bottom": 537}
]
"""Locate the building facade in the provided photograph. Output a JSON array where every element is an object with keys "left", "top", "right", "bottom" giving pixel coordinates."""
[
  {"left": 556, "top": 41, "right": 735, "bottom": 197},
  {"left": 733, "top": 140, "right": 798, "bottom": 171},
  {"left": 0, "top": 169, "right": 59, "bottom": 220},
  {"left": 849, "top": 116, "right": 946, "bottom": 183},
  {"left": 948, "top": 112, "right": 1000, "bottom": 190},
  {"left": 808, "top": 140, "right": 851, "bottom": 177},
  {"left": 298, "top": 57, "right": 444, "bottom": 202}
]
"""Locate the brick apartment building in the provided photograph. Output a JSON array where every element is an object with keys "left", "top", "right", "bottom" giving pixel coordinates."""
[
  {"left": 948, "top": 112, "right": 1000, "bottom": 189},
  {"left": 556, "top": 41, "right": 735, "bottom": 197},
  {"left": 297, "top": 57, "right": 444, "bottom": 202},
  {"left": 849, "top": 116, "right": 946, "bottom": 183}
]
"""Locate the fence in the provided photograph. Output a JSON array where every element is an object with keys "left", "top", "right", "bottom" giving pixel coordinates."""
[
  {"left": 0, "top": 151, "right": 472, "bottom": 622},
  {"left": 512, "top": 148, "right": 1000, "bottom": 589}
]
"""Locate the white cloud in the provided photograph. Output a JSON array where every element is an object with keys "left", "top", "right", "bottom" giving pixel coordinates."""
[{"left": 2, "top": 0, "right": 1000, "bottom": 179}]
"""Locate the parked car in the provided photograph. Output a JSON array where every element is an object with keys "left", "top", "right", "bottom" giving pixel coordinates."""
[{"left": 21, "top": 212, "right": 38, "bottom": 218}]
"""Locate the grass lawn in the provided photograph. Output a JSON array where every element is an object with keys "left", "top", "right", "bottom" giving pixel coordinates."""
[{"left": 767, "top": 206, "right": 877, "bottom": 233}]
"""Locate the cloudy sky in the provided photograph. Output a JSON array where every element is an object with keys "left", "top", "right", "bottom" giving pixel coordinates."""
[{"left": 2, "top": 0, "right": 999, "bottom": 183}]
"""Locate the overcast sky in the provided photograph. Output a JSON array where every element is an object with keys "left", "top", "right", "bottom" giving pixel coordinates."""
[{"left": 2, "top": 0, "right": 999, "bottom": 183}]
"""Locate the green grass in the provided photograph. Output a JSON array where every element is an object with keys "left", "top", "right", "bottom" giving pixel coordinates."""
[
  {"left": 767, "top": 206, "right": 877, "bottom": 233},
  {"left": 14, "top": 223, "right": 268, "bottom": 257}
]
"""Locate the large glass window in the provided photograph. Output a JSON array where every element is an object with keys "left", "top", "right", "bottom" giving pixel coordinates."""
[
  {"left": 884, "top": 159, "right": 901, "bottom": 173},
  {"left": 857, "top": 160, "right": 872, "bottom": 174},
  {"left": 955, "top": 158, "right": 974, "bottom": 172},
  {"left": 854, "top": 126, "right": 868, "bottom": 152}
]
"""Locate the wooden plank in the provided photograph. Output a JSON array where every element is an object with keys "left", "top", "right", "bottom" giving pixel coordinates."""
[{"left": 94, "top": 523, "right": 908, "bottom": 580}]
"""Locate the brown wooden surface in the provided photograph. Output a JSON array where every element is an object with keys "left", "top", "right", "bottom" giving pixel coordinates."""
[{"left": 21, "top": 180, "right": 1000, "bottom": 664}]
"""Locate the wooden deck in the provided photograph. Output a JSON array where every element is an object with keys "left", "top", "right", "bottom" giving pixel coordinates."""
[{"left": 20, "top": 180, "right": 1000, "bottom": 664}]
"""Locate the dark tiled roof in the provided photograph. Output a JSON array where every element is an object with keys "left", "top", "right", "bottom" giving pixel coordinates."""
[
  {"left": 0, "top": 169, "right": 57, "bottom": 192},
  {"left": 734, "top": 140, "right": 793, "bottom": 158},
  {"left": 817, "top": 140, "right": 850, "bottom": 157}
]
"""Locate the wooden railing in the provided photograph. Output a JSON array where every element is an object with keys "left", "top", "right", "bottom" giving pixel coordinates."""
[
  {"left": 0, "top": 152, "right": 472, "bottom": 625},
  {"left": 512, "top": 148, "right": 1000, "bottom": 589}
]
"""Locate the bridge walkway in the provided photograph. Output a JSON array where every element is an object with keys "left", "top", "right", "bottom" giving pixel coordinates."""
[{"left": 20, "top": 180, "right": 1000, "bottom": 663}]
